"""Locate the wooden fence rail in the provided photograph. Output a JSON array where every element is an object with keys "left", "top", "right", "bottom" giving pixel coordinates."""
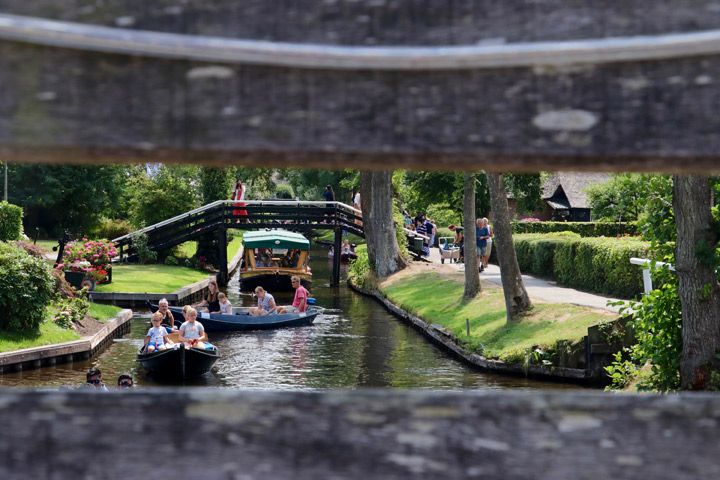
[{"left": 1, "top": 389, "right": 718, "bottom": 479}]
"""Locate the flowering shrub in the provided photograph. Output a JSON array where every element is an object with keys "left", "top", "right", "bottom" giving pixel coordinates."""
[
  {"left": 57, "top": 238, "right": 117, "bottom": 284},
  {"left": 53, "top": 289, "right": 90, "bottom": 329}
]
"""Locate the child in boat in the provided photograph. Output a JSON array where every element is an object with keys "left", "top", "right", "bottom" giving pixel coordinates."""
[
  {"left": 218, "top": 292, "right": 233, "bottom": 315},
  {"left": 145, "top": 312, "right": 174, "bottom": 353},
  {"left": 249, "top": 286, "right": 277, "bottom": 316},
  {"left": 178, "top": 307, "right": 206, "bottom": 349},
  {"left": 341, "top": 239, "right": 353, "bottom": 255}
]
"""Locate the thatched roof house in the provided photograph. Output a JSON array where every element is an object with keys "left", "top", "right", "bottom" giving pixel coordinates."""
[{"left": 508, "top": 172, "right": 611, "bottom": 221}]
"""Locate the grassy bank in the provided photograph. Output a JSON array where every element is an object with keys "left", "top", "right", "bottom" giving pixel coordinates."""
[
  {"left": 94, "top": 265, "right": 209, "bottom": 293},
  {"left": 176, "top": 231, "right": 243, "bottom": 259},
  {"left": 95, "top": 233, "right": 243, "bottom": 293},
  {"left": 380, "top": 271, "right": 614, "bottom": 363},
  {"left": 0, "top": 302, "right": 123, "bottom": 353}
]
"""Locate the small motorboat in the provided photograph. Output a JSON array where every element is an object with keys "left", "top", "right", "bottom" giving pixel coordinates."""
[
  {"left": 239, "top": 229, "right": 312, "bottom": 291},
  {"left": 137, "top": 343, "right": 219, "bottom": 378},
  {"left": 149, "top": 303, "right": 321, "bottom": 332}
]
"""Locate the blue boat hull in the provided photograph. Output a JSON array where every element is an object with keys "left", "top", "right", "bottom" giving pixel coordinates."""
[{"left": 149, "top": 303, "right": 319, "bottom": 332}]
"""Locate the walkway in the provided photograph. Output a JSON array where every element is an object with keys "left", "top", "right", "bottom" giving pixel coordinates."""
[{"left": 426, "top": 249, "right": 621, "bottom": 312}]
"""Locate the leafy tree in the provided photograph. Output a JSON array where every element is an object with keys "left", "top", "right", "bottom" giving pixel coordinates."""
[
  {"left": 201, "top": 167, "right": 233, "bottom": 205},
  {"left": 126, "top": 165, "right": 200, "bottom": 227},
  {"left": 283, "top": 169, "right": 358, "bottom": 202},
  {"left": 504, "top": 174, "right": 543, "bottom": 214},
  {"left": 587, "top": 174, "right": 663, "bottom": 222},
  {"left": 235, "top": 167, "right": 280, "bottom": 200},
  {"left": 9, "top": 164, "right": 126, "bottom": 237},
  {"left": 397, "top": 171, "right": 490, "bottom": 219}
]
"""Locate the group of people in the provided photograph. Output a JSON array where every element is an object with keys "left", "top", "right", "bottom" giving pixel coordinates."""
[
  {"left": 145, "top": 302, "right": 212, "bottom": 353},
  {"left": 446, "top": 217, "right": 493, "bottom": 272},
  {"left": 405, "top": 212, "right": 437, "bottom": 256},
  {"left": 83, "top": 367, "right": 133, "bottom": 390},
  {"left": 249, "top": 277, "right": 310, "bottom": 316},
  {"left": 255, "top": 248, "right": 301, "bottom": 268}
]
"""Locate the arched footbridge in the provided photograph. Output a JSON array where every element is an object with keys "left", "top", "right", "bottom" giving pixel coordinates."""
[{"left": 111, "top": 200, "right": 427, "bottom": 286}]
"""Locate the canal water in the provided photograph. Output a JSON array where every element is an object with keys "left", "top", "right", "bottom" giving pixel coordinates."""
[{"left": 0, "top": 248, "right": 581, "bottom": 390}]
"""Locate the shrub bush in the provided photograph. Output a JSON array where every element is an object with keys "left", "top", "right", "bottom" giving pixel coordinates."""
[
  {"left": 512, "top": 221, "right": 638, "bottom": 237},
  {"left": 0, "top": 202, "right": 23, "bottom": 241},
  {"left": 0, "top": 242, "right": 54, "bottom": 331},
  {"left": 53, "top": 292, "right": 90, "bottom": 329},
  {"left": 348, "top": 244, "right": 371, "bottom": 289},
  {"left": 92, "top": 217, "right": 133, "bottom": 240},
  {"left": 130, "top": 232, "right": 157, "bottom": 264},
  {"left": 275, "top": 184, "right": 294, "bottom": 199},
  {"left": 512, "top": 233, "right": 649, "bottom": 298},
  {"left": 425, "top": 203, "right": 461, "bottom": 228}
]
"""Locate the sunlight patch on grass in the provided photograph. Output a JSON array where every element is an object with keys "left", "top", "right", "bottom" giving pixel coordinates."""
[
  {"left": 381, "top": 272, "right": 614, "bottom": 362},
  {"left": 88, "top": 303, "right": 122, "bottom": 322}
]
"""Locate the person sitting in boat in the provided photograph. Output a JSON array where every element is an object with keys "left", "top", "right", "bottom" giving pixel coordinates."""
[
  {"left": 249, "top": 286, "right": 277, "bottom": 316},
  {"left": 218, "top": 292, "right": 233, "bottom": 315},
  {"left": 328, "top": 246, "right": 334, "bottom": 258},
  {"left": 278, "top": 276, "right": 309, "bottom": 314},
  {"left": 193, "top": 279, "right": 221, "bottom": 313},
  {"left": 178, "top": 307, "right": 206, "bottom": 349},
  {"left": 280, "top": 249, "right": 301, "bottom": 268},
  {"left": 157, "top": 298, "right": 177, "bottom": 331},
  {"left": 145, "top": 312, "right": 175, "bottom": 353},
  {"left": 341, "top": 239, "right": 353, "bottom": 255}
]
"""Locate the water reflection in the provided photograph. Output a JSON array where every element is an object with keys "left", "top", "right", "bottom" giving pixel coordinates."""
[{"left": 0, "top": 247, "right": 583, "bottom": 391}]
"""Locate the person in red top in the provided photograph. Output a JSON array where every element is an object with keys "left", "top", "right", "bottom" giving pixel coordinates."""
[
  {"left": 290, "top": 275, "right": 309, "bottom": 312},
  {"left": 231, "top": 179, "right": 248, "bottom": 219}
]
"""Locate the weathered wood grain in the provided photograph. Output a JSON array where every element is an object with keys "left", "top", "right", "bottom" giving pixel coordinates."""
[
  {"left": 0, "top": 389, "right": 719, "bottom": 479},
  {"left": 0, "top": 1, "right": 719, "bottom": 172}
]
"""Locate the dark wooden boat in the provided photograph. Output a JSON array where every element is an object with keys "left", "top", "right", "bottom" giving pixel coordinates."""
[
  {"left": 136, "top": 343, "right": 219, "bottom": 378},
  {"left": 239, "top": 229, "right": 312, "bottom": 291},
  {"left": 149, "top": 303, "right": 320, "bottom": 332}
]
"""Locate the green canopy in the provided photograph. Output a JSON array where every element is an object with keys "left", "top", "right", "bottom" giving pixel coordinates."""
[{"left": 242, "top": 229, "right": 310, "bottom": 250}]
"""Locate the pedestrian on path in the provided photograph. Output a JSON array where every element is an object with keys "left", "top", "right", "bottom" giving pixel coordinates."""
[
  {"left": 476, "top": 218, "right": 490, "bottom": 273},
  {"left": 482, "top": 217, "right": 493, "bottom": 269}
]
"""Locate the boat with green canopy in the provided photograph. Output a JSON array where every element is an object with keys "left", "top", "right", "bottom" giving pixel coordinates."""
[{"left": 239, "top": 229, "right": 312, "bottom": 291}]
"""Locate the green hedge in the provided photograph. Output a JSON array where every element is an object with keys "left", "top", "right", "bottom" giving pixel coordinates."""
[
  {"left": 511, "top": 221, "right": 638, "bottom": 237},
  {"left": 0, "top": 242, "right": 54, "bottom": 331},
  {"left": 511, "top": 233, "right": 649, "bottom": 298},
  {"left": 0, "top": 202, "right": 23, "bottom": 241}
]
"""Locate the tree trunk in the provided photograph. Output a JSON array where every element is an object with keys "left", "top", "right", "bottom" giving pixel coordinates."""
[
  {"left": 463, "top": 172, "right": 480, "bottom": 299},
  {"left": 360, "top": 171, "right": 406, "bottom": 278},
  {"left": 487, "top": 173, "right": 532, "bottom": 322},
  {"left": 673, "top": 175, "right": 720, "bottom": 390}
]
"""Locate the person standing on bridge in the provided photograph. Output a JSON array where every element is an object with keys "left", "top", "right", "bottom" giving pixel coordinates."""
[
  {"left": 232, "top": 179, "right": 248, "bottom": 221},
  {"left": 322, "top": 185, "right": 335, "bottom": 222}
]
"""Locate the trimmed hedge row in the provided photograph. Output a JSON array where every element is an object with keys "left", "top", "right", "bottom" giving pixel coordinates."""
[
  {"left": 511, "top": 221, "right": 638, "bottom": 237},
  {"left": 511, "top": 233, "right": 649, "bottom": 298},
  {"left": 0, "top": 202, "right": 23, "bottom": 241}
]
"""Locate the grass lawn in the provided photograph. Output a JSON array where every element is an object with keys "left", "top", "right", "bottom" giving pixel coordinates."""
[
  {"left": 381, "top": 271, "right": 615, "bottom": 363},
  {"left": 175, "top": 231, "right": 243, "bottom": 259},
  {"left": 0, "top": 302, "right": 123, "bottom": 353},
  {"left": 94, "top": 264, "right": 209, "bottom": 293},
  {"left": 315, "top": 230, "right": 365, "bottom": 245},
  {"left": 88, "top": 303, "right": 123, "bottom": 322},
  {"left": 35, "top": 239, "right": 60, "bottom": 253}
]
